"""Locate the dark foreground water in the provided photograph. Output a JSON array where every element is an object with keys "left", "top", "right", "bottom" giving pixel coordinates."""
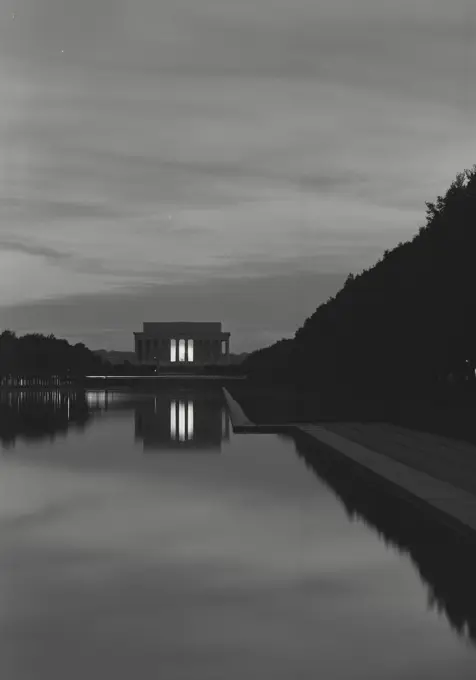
[{"left": 1, "top": 388, "right": 476, "bottom": 679}]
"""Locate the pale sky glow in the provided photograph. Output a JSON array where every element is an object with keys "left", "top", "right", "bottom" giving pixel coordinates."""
[{"left": 0, "top": 0, "right": 475, "bottom": 351}]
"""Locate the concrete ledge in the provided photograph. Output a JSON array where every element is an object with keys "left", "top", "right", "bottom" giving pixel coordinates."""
[
  {"left": 222, "top": 388, "right": 299, "bottom": 433},
  {"left": 233, "top": 424, "right": 292, "bottom": 434},
  {"left": 222, "top": 388, "right": 255, "bottom": 429},
  {"left": 222, "top": 390, "right": 476, "bottom": 538},
  {"left": 222, "top": 390, "right": 476, "bottom": 539},
  {"left": 296, "top": 424, "right": 476, "bottom": 540}
]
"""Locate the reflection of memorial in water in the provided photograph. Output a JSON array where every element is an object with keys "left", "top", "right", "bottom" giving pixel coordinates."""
[
  {"left": 135, "top": 388, "right": 230, "bottom": 452},
  {"left": 0, "top": 391, "right": 91, "bottom": 448}
]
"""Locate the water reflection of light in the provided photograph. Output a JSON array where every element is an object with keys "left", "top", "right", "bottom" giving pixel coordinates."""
[
  {"left": 86, "top": 391, "right": 128, "bottom": 411},
  {"left": 87, "top": 391, "right": 108, "bottom": 407},
  {"left": 170, "top": 400, "right": 177, "bottom": 439},
  {"left": 169, "top": 400, "right": 194, "bottom": 442},
  {"left": 178, "top": 402, "right": 186, "bottom": 441},
  {"left": 187, "top": 401, "right": 194, "bottom": 440}
]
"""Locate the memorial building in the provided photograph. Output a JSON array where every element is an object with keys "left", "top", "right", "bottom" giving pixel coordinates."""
[{"left": 133, "top": 322, "right": 231, "bottom": 368}]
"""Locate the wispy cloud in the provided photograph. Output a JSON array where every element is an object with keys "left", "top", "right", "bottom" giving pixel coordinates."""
[
  {"left": 0, "top": 238, "right": 69, "bottom": 261},
  {"left": 1, "top": 0, "right": 475, "bottom": 349},
  {"left": 0, "top": 268, "right": 347, "bottom": 351}
]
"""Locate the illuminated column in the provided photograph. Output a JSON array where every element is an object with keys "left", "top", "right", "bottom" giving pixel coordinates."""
[
  {"left": 170, "top": 338, "right": 177, "bottom": 363},
  {"left": 178, "top": 339, "right": 186, "bottom": 363},
  {"left": 187, "top": 339, "right": 194, "bottom": 363}
]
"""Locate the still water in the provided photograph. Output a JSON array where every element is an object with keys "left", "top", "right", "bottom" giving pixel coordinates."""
[{"left": 1, "top": 387, "right": 476, "bottom": 679}]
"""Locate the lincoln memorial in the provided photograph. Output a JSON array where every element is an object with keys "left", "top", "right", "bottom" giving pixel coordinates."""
[{"left": 133, "top": 322, "right": 231, "bottom": 367}]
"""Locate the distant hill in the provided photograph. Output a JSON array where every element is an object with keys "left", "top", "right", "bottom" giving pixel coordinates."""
[{"left": 94, "top": 350, "right": 138, "bottom": 365}]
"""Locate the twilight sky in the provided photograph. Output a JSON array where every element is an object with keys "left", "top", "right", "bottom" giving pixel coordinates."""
[{"left": 0, "top": 0, "right": 475, "bottom": 352}]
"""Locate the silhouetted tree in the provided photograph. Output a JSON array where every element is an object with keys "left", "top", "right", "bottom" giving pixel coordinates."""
[
  {"left": 0, "top": 331, "right": 111, "bottom": 385},
  {"left": 244, "top": 166, "right": 476, "bottom": 398}
]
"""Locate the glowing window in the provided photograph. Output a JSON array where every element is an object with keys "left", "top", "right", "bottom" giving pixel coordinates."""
[
  {"left": 170, "top": 339, "right": 176, "bottom": 362},
  {"left": 187, "top": 339, "right": 194, "bottom": 363},
  {"left": 178, "top": 339, "right": 186, "bottom": 362}
]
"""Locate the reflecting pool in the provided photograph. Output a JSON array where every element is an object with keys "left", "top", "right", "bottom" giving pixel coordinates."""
[{"left": 0, "top": 388, "right": 475, "bottom": 679}]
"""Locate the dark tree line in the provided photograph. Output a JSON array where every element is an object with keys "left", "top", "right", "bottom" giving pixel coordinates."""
[
  {"left": 244, "top": 167, "right": 476, "bottom": 397},
  {"left": 0, "top": 331, "right": 111, "bottom": 385}
]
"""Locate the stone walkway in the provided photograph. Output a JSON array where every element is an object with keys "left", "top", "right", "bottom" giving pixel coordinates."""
[
  {"left": 323, "top": 421, "right": 476, "bottom": 497},
  {"left": 223, "top": 388, "right": 476, "bottom": 538},
  {"left": 297, "top": 423, "right": 476, "bottom": 536}
]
